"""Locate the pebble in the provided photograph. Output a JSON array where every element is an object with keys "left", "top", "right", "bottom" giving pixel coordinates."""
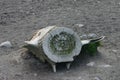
[
  {"left": 80, "top": 34, "right": 88, "bottom": 39},
  {"left": 32, "top": 12, "right": 35, "bottom": 15},
  {"left": 26, "top": 11, "right": 30, "bottom": 14},
  {"left": 80, "top": 33, "right": 98, "bottom": 39},
  {"left": 98, "top": 64, "right": 112, "bottom": 68},
  {"left": 86, "top": 62, "right": 95, "bottom": 67},
  {"left": 93, "top": 76, "right": 101, "bottom": 80},
  {"left": 112, "top": 49, "right": 118, "bottom": 53},
  {"left": 15, "top": 72, "right": 22, "bottom": 77},
  {"left": 0, "top": 41, "right": 13, "bottom": 48},
  {"left": 76, "top": 24, "right": 84, "bottom": 28},
  {"left": 33, "top": 73, "right": 38, "bottom": 77},
  {"left": 88, "top": 33, "right": 97, "bottom": 39},
  {"left": 78, "top": 76, "right": 84, "bottom": 80}
]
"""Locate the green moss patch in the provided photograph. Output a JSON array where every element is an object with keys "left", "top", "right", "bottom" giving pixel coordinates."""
[
  {"left": 50, "top": 32, "right": 76, "bottom": 55},
  {"left": 81, "top": 41, "right": 101, "bottom": 56}
]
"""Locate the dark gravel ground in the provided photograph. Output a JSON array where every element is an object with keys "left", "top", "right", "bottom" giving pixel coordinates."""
[{"left": 0, "top": 0, "right": 120, "bottom": 80}]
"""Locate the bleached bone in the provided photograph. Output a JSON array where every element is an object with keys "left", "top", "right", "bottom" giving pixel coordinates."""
[{"left": 24, "top": 26, "right": 104, "bottom": 72}]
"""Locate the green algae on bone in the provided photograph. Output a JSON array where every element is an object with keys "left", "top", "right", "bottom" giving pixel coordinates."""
[{"left": 50, "top": 32, "right": 76, "bottom": 55}]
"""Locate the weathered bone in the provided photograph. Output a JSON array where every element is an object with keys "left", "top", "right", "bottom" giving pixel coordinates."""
[{"left": 23, "top": 26, "right": 104, "bottom": 72}]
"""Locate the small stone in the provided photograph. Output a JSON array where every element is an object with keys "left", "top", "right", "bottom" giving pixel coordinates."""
[
  {"left": 32, "top": 13, "right": 35, "bottom": 15},
  {"left": 30, "top": 7, "right": 33, "bottom": 9},
  {"left": 80, "top": 34, "right": 87, "bottom": 39},
  {"left": 76, "top": 24, "right": 84, "bottom": 28},
  {"left": 26, "top": 11, "right": 30, "bottom": 14},
  {"left": 33, "top": 73, "right": 37, "bottom": 77},
  {"left": 112, "top": 49, "right": 118, "bottom": 53},
  {"left": 88, "top": 33, "right": 97, "bottom": 39},
  {"left": 86, "top": 62, "right": 95, "bottom": 67},
  {"left": 15, "top": 72, "right": 22, "bottom": 77},
  {"left": 97, "top": 0, "right": 101, "bottom": 3},
  {"left": 98, "top": 64, "right": 112, "bottom": 68},
  {"left": 0, "top": 41, "right": 13, "bottom": 48},
  {"left": 93, "top": 76, "right": 101, "bottom": 80},
  {"left": 78, "top": 76, "right": 82, "bottom": 79}
]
